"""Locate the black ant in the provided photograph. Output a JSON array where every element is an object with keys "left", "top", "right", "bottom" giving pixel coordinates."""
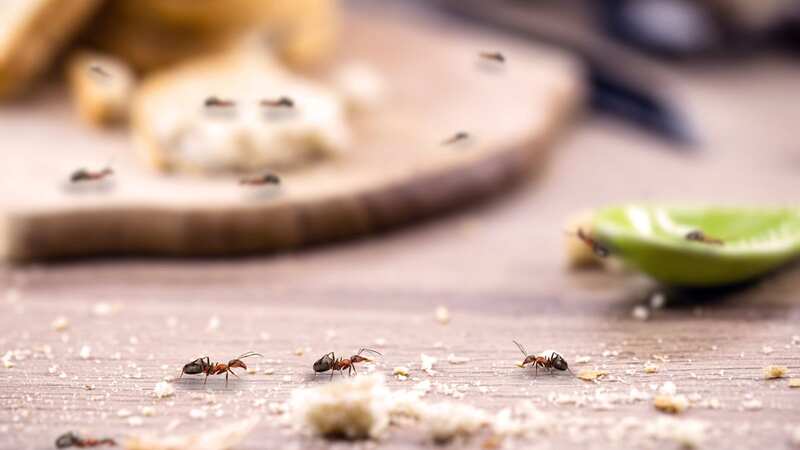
[
  {"left": 239, "top": 173, "right": 280, "bottom": 186},
  {"left": 479, "top": 51, "right": 505, "bottom": 63},
  {"left": 442, "top": 131, "right": 470, "bottom": 146},
  {"left": 55, "top": 432, "right": 115, "bottom": 448},
  {"left": 313, "top": 348, "right": 381, "bottom": 380},
  {"left": 70, "top": 167, "right": 113, "bottom": 183},
  {"left": 513, "top": 340, "right": 573, "bottom": 376},
  {"left": 88, "top": 64, "right": 111, "bottom": 80},
  {"left": 685, "top": 229, "right": 724, "bottom": 245},
  {"left": 260, "top": 96, "right": 294, "bottom": 108},
  {"left": 204, "top": 96, "right": 236, "bottom": 108},
  {"left": 567, "top": 228, "right": 610, "bottom": 257},
  {"left": 179, "top": 352, "right": 261, "bottom": 386}
]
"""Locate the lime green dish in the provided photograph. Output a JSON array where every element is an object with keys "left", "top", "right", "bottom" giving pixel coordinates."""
[{"left": 590, "top": 205, "right": 800, "bottom": 287}]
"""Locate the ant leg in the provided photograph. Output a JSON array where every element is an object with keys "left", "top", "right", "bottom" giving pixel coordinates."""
[
  {"left": 352, "top": 365, "right": 358, "bottom": 376},
  {"left": 330, "top": 369, "right": 334, "bottom": 381},
  {"left": 225, "top": 371, "right": 229, "bottom": 387},
  {"left": 204, "top": 372, "right": 209, "bottom": 385},
  {"left": 535, "top": 365, "right": 538, "bottom": 377}
]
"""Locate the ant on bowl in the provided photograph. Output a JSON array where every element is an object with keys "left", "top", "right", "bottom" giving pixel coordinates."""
[
  {"left": 179, "top": 351, "right": 261, "bottom": 386},
  {"left": 313, "top": 348, "right": 382, "bottom": 380},
  {"left": 442, "top": 131, "right": 470, "bottom": 146},
  {"left": 260, "top": 96, "right": 294, "bottom": 108},
  {"left": 685, "top": 229, "right": 724, "bottom": 245},
  {"left": 204, "top": 96, "right": 236, "bottom": 108},
  {"left": 479, "top": 51, "right": 505, "bottom": 64},
  {"left": 513, "top": 340, "right": 573, "bottom": 376}
]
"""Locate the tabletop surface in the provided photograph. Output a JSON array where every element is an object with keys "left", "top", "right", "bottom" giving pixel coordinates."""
[{"left": 2, "top": 4, "right": 800, "bottom": 450}]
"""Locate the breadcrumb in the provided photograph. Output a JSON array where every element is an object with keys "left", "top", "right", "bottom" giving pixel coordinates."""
[
  {"left": 763, "top": 365, "right": 789, "bottom": 379},
  {"left": 52, "top": 317, "right": 69, "bottom": 332},
  {"left": 124, "top": 417, "right": 259, "bottom": 450},
  {"left": 577, "top": 369, "right": 609, "bottom": 381},
  {"left": 153, "top": 381, "right": 175, "bottom": 399},
  {"left": 654, "top": 395, "right": 689, "bottom": 414},
  {"left": 393, "top": 366, "right": 410, "bottom": 380},
  {"left": 742, "top": 398, "right": 762, "bottom": 411},
  {"left": 423, "top": 402, "right": 488, "bottom": 443},
  {"left": 435, "top": 306, "right": 450, "bottom": 325},
  {"left": 447, "top": 354, "right": 470, "bottom": 365},
  {"left": 789, "top": 378, "right": 800, "bottom": 388},
  {"left": 290, "top": 374, "right": 391, "bottom": 439},
  {"left": 421, "top": 354, "right": 437, "bottom": 375},
  {"left": 631, "top": 306, "right": 650, "bottom": 321},
  {"left": 643, "top": 361, "right": 659, "bottom": 373}
]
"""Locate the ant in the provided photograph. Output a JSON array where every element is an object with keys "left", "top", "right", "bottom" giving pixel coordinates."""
[
  {"left": 55, "top": 432, "right": 115, "bottom": 448},
  {"left": 313, "top": 348, "right": 382, "bottom": 380},
  {"left": 88, "top": 64, "right": 111, "bottom": 80},
  {"left": 204, "top": 96, "right": 236, "bottom": 108},
  {"left": 685, "top": 229, "right": 724, "bottom": 245},
  {"left": 513, "top": 340, "right": 573, "bottom": 376},
  {"left": 179, "top": 351, "right": 261, "bottom": 386},
  {"left": 479, "top": 51, "right": 505, "bottom": 63},
  {"left": 442, "top": 131, "right": 470, "bottom": 146},
  {"left": 70, "top": 167, "right": 113, "bottom": 183},
  {"left": 567, "top": 228, "right": 610, "bottom": 258},
  {"left": 239, "top": 172, "right": 280, "bottom": 186},
  {"left": 260, "top": 96, "right": 294, "bottom": 108}
]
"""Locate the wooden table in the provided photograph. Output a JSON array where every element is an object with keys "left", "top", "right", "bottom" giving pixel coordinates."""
[{"left": 2, "top": 9, "right": 800, "bottom": 450}]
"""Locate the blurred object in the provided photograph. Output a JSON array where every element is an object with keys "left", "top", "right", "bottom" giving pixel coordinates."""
[
  {"left": 587, "top": 205, "right": 800, "bottom": 287},
  {"left": 0, "top": 3, "right": 582, "bottom": 260},
  {"left": 600, "top": 0, "right": 800, "bottom": 57},
  {"left": 0, "top": 0, "right": 102, "bottom": 99},
  {"left": 440, "top": 0, "right": 696, "bottom": 145},
  {"left": 67, "top": 51, "right": 136, "bottom": 127},
  {"left": 85, "top": 0, "right": 339, "bottom": 72},
  {"left": 132, "top": 44, "right": 351, "bottom": 173}
]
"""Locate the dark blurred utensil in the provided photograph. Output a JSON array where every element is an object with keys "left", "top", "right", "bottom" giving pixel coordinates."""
[{"left": 438, "top": 0, "right": 696, "bottom": 146}]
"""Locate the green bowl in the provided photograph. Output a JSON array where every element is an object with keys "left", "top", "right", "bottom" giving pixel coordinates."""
[{"left": 591, "top": 205, "right": 800, "bottom": 287}]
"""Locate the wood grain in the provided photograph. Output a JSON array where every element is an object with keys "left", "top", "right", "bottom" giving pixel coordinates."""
[{"left": 0, "top": 2, "right": 581, "bottom": 261}]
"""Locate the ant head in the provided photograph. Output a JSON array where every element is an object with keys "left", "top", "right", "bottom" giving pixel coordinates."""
[
  {"left": 70, "top": 169, "right": 88, "bottom": 182},
  {"left": 522, "top": 355, "right": 537, "bottom": 366},
  {"left": 551, "top": 354, "right": 569, "bottom": 371},
  {"left": 182, "top": 358, "right": 207, "bottom": 375},
  {"left": 313, "top": 353, "right": 334, "bottom": 373},
  {"left": 55, "top": 432, "right": 78, "bottom": 448},
  {"left": 686, "top": 230, "right": 703, "bottom": 240}
]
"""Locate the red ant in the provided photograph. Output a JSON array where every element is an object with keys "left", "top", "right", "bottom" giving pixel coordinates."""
[
  {"left": 513, "top": 340, "right": 573, "bottom": 376},
  {"left": 179, "top": 352, "right": 261, "bottom": 386},
  {"left": 442, "top": 131, "right": 470, "bottom": 146},
  {"left": 685, "top": 229, "right": 724, "bottom": 245},
  {"left": 55, "top": 432, "right": 115, "bottom": 448},
  {"left": 239, "top": 172, "right": 280, "bottom": 186},
  {"left": 70, "top": 167, "right": 113, "bottom": 183},
  {"left": 88, "top": 64, "right": 111, "bottom": 80},
  {"left": 479, "top": 51, "right": 505, "bottom": 63},
  {"left": 260, "top": 96, "right": 294, "bottom": 108},
  {"left": 313, "top": 348, "right": 381, "bottom": 380},
  {"left": 567, "top": 228, "right": 610, "bottom": 257},
  {"left": 204, "top": 96, "right": 236, "bottom": 108}
]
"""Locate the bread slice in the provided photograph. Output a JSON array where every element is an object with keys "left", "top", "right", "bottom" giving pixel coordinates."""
[
  {"left": 0, "top": 0, "right": 102, "bottom": 98},
  {"left": 132, "top": 46, "right": 351, "bottom": 174},
  {"left": 67, "top": 50, "right": 135, "bottom": 127}
]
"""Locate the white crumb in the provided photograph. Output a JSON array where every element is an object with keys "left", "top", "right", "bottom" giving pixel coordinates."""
[
  {"left": 420, "top": 354, "right": 437, "bottom": 375},
  {"left": 435, "top": 306, "right": 450, "bottom": 325},
  {"left": 423, "top": 401, "right": 488, "bottom": 444},
  {"left": 206, "top": 316, "right": 220, "bottom": 332},
  {"left": 742, "top": 399, "right": 763, "bottom": 411},
  {"left": 141, "top": 406, "right": 156, "bottom": 417},
  {"left": 659, "top": 382, "right": 677, "bottom": 395},
  {"left": 124, "top": 417, "right": 259, "bottom": 450},
  {"left": 117, "top": 408, "right": 132, "bottom": 418},
  {"left": 646, "top": 417, "right": 707, "bottom": 448},
  {"left": 127, "top": 416, "right": 144, "bottom": 427},
  {"left": 654, "top": 395, "right": 689, "bottom": 414},
  {"left": 91, "top": 302, "right": 117, "bottom": 316},
  {"left": 632, "top": 305, "right": 650, "bottom": 321},
  {"left": 491, "top": 401, "right": 552, "bottom": 437},
  {"left": 290, "top": 374, "right": 391, "bottom": 439},
  {"left": 153, "top": 381, "right": 175, "bottom": 399},
  {"left": 762, "top": 346, "right": 774, "bottom": 354},
  {"left": 2, "top": 353, "right": 14, "bottom": 369},
  {"left": 575, "top": 355, "right": 592, "bottom": 364},
  {"left": 262, "top": 368, "right": 275, "bottom": 375},
  {"left": 51, "top": 317, "right": 69, "bottom": 332},
  {"left": 373, "top": 337, "right": 387, "bottom": 346},
  {"left": 333, "top": 61, "right": 385, "bottom": 112},
  {"left": 189, "top": 408, "right": 208, "bottom": 420},
  {"left": 447, "top": 354, "right": 470, "bottom": 365},
  {"left": 282, "top": 375, "right": 292, "bottom": 382},
  {"left": 79, "top": 345, "right": 92, "bottom": 359},
  {"left": 413, "top": 380, "right": 432, "bottom": 395}
]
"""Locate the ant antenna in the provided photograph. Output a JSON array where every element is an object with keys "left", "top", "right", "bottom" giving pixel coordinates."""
[{"left": 512, "top": 340, "right": 528, "bottom": 356}]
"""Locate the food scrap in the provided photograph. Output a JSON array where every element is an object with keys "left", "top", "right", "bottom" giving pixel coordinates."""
[
  {"left": 654, "top": 395, "right": 689, "bottom": 414},
  {"left": 763, "top": 365, "right": 789, "bottom": 379},
  {"left": 124, "top": 417, "right": 259, "bottom": 450},
  {"left": 577, "top": 369, "right": 609, "bottom": 381},
  {"left": 435, "top": 306, "right": 450, "bottom": 324}
]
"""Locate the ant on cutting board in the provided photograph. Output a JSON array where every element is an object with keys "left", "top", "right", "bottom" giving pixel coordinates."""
[
  {"left": 685, "top": 229, "right": 724, "bottom": 245},
  {"left": 70, "top": 166, "right": 113, "bottom": 183}
]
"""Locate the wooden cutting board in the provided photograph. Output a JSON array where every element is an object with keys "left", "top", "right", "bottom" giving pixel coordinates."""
[{"left": 0, "top": 3, "right": 582, "bottom": 261}]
